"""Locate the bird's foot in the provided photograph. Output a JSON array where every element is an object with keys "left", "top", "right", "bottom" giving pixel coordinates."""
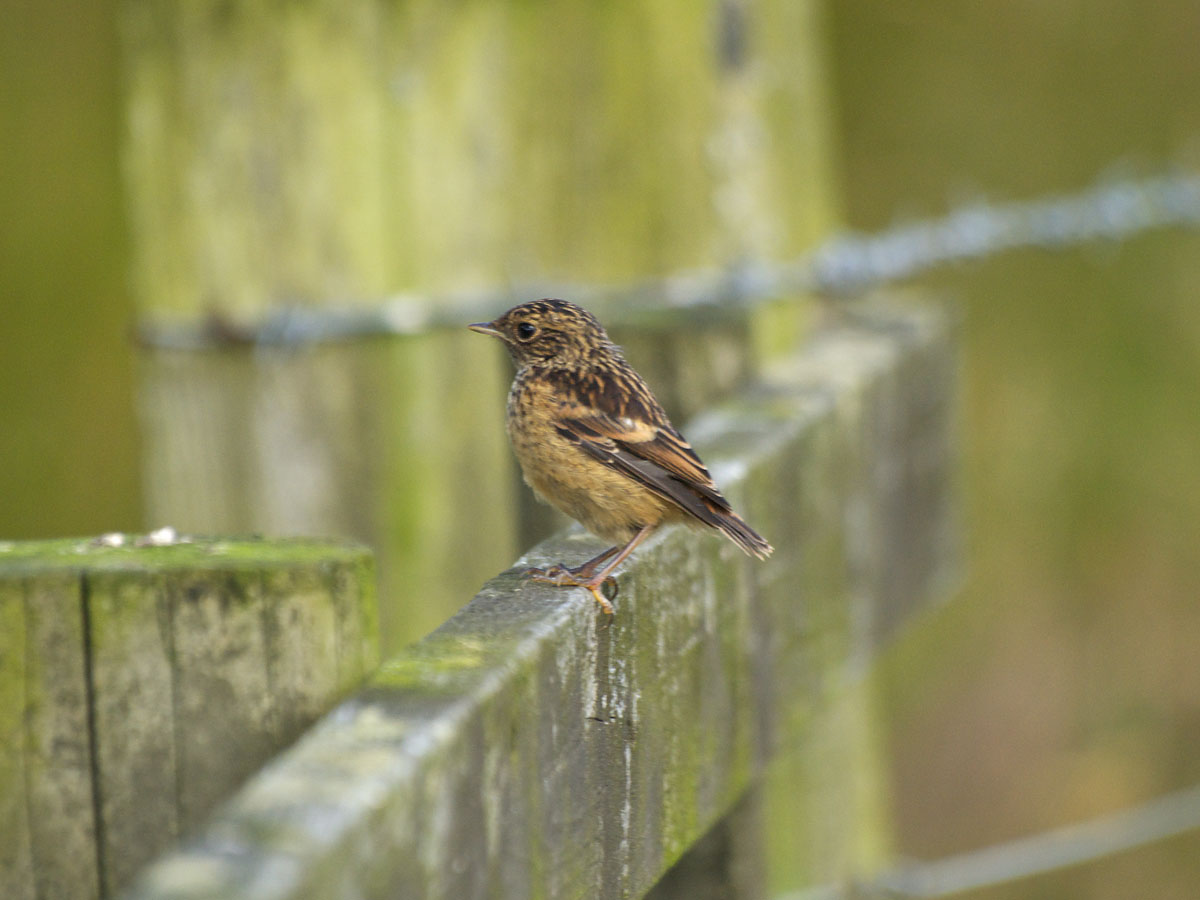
[
  {"left": 523, "top": 563, "right": 574, "bottom": 584},
  {"left": 524, "top": 564, "right": 618, "bottom": 614}
]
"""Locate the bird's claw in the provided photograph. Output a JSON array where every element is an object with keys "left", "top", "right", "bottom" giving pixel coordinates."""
[
  {"left": 585, "top": 584, "right": 615, "bottom": 616},
  {"left": 523, "top": 565, "right": 617, "bottom": 615},
  {"left": 523, "top": 564, "right": 575, "bottom": 586}
]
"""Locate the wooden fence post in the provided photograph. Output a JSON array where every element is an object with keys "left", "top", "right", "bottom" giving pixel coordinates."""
[{"left": 0, "top": 536, "right": 378, "bottom": 900}]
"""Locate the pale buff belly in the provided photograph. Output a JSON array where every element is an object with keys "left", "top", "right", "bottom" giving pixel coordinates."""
[{"left": 506, "top": 404, "right": 671, "bottom": 545}]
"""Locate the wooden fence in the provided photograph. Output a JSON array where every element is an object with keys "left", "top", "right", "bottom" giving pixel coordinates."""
[
  {"left": 0, "top": 538, "right": 378, "bottom": 899},
  {"left": 104, "top": 302, "right": 956, "bottom": 899},
  {"left": 0, "top": 2, "right": 957, "bottom": 895}
]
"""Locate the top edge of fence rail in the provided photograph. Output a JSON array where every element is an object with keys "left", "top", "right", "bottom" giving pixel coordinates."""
[{"left": 0, "top": 534, "right": 372, "bottom": 576}]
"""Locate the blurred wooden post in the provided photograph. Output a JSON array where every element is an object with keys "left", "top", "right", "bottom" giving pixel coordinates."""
[
  {"left": 135, "top": 334, "right": 518, "bottom": 649},
  {"left": 0, "top": 536, "right": 378, "bottom": 900},
  {"left": 120, "top": 0, "right": 841, "bottom": 655}
]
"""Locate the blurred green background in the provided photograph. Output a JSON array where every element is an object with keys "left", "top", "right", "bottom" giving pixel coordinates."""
[
  {"left": 1, "top": 2, "right": 140, "bottom": 538},
  {"left": 3, "top": 0, "right": 1200, "bottom": 896},
  {"left": 826, "top": 2, "right": 1200, "bottom": 897}
]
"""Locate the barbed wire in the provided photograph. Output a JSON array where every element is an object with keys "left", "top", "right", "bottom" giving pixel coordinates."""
[
  {"left": 777, "top": 782, "right": 1200, "bottom": 900},
  {"left": 137, "top": 170, "right": 1200, "bottom": 350},
  {"left": 802, "top": 171, "right": 1200, "bottom": 296}
]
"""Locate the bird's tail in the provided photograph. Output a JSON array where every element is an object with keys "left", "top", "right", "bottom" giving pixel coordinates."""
[{"left": 711, "top": 508, "right": 773, "bottom": 559}]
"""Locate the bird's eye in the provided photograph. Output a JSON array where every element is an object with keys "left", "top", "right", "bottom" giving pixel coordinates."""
[{"left": 515, "top": 321, "right": 538, "bottom": 341}]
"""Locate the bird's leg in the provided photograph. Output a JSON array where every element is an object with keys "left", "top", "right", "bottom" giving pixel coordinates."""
[
  {"left": 525, "top": 526, "right": 654, "bottom": 614},
  {"left": 582, "top": 525, "right": 653, "bottom": 603},
  {"left": 524, "top": 544, "right": 620, "bottom": 582}
]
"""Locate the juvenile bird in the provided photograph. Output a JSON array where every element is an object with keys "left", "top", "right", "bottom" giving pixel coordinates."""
[{"left": 469, "top": 299, "right": 772, "bottom": 614}]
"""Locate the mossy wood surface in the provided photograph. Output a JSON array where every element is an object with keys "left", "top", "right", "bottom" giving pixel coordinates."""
[
  {"left": 122, "top": 305, "right": 957, "bottom": 900},
  {"left": 0, "top": 537, "right": 379, "bottom": 900}
]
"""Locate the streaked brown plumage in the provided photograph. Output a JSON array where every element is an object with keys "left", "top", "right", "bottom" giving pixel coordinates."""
[{"left": 470, "top": 299, "right": 771, "bottom": 613}]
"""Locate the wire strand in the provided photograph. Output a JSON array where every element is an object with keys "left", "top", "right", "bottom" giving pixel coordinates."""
[
  {"left": 136, "top": 171, "right": 1200, "bottom": 349},
  {"left": 778, "top": 783, "right": 1200, "bottom": 900}
]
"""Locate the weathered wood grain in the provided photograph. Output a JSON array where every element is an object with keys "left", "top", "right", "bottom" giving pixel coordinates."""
[
  {"left": 0, "top": 575, "right": 35, "bottom": 900},
  {"left": 24, "top": 571, "right": 101, "bottom": 900},
  {"left": 88, "top": 566, "right": 179, "bottom": 895},
  {"left": 0, "top": 538, "right": 379, "bottom": 899}
]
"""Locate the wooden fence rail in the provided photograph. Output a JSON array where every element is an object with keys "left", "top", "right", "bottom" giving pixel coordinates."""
[{"left": 115, "top": 302, "right": 956, "bottom": 900}]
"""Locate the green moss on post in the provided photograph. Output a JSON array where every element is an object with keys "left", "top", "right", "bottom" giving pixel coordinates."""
[
  {"left": 26, "top": 571, "right": 103, "bottom": 900},
  {"left": 87, "top": 564, "right": 178, "bottom": 895},
  {"left": 0, "top": 576, "right": 35, "bottom": 900},
  {"left": 0, "top": 536, "right": 379, "bottom": 899},
  {"left": 260, "top": 564, "right": 339, "bottom": 743},
  {"left": 0, "top": 569, "right": 101, "bottom": 900}
]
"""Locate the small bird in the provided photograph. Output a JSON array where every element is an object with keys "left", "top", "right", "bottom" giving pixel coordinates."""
[{"left": 470, "top": 299, "right": 772, "bottom": 613}]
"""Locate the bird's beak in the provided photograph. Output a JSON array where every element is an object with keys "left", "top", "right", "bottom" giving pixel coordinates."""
[{"left": 468, "top": 321, "right": 502, "bottom": 338}]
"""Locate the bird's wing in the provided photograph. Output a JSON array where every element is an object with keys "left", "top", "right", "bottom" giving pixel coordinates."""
[
  {"left": 554, "top": 363, "right": 732, "bottom": 512},
  {"left": 553, "top": 362, "right": 773, "bottom": 559},
  {"left": 557, "top": 412, "right": 732, "bottom": 510}
]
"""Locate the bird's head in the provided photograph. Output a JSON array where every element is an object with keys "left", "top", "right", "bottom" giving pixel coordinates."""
[{"left": 469, "top": 299, "right": 613, "bottom": 368}]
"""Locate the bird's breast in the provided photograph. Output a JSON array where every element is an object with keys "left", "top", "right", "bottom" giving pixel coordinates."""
[
  {"left": 505, "top": 374, "right": 589, "bottom": 487},
  {"left": 505, "top": 371, "right": 669, "bottom": 543}
]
